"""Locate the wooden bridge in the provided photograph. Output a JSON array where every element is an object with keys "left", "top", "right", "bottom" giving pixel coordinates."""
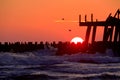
[{"left": 79, "top": 9, "right": 120, "bottom": 44}]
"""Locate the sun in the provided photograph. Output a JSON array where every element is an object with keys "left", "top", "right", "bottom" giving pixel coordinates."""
[{"left": 71, "top": 37, "right": 84, "bottom": 44}]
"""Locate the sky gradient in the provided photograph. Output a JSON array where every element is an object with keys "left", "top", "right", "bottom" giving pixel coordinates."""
[{"left": 0, "top": 0, "right": 120, "bottom": 43}]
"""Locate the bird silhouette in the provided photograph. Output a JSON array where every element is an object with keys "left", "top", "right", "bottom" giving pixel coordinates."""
[
  {"left": 69, "top": 29, "right": 71, "bottom": 32},
  {"left": 62, "top": 18, "right": 64, "bottom": 20}
]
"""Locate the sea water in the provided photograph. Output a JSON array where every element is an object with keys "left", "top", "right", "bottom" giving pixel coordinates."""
[{"left": 0, "top": 48, "right": 120, "bottom": 80}]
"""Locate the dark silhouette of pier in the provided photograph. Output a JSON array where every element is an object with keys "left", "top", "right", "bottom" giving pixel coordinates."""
[
  {"left": 79, "top": 9, "right": 120, "bottom": 56},
  {"left": 79, "top": 9, "right": 120, "bottom": 44}
]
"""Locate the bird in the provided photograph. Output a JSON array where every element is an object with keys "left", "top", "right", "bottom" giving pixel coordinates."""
[
  {"left": 68, "top": 29, "right": 71, "bottom": 32},
  {"left": 62, "top": 18, "right": 64, "bottom": 20}
]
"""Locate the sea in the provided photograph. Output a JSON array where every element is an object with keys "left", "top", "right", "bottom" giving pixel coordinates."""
[{"left": 0, "top": 47, "right": 120, "bottom": 80}]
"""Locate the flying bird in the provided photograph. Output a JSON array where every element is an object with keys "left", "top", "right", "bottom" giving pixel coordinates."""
[
  {"left": 68, "top": 29, "right": 71, "bottom": 32},
  {"left": 62, "top": 18, "right": 64, "bottom": 20}
]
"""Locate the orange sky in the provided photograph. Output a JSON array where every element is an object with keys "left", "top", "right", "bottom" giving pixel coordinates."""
[{"left": 0, "top": 0, "right": 120, "bottom": 43}]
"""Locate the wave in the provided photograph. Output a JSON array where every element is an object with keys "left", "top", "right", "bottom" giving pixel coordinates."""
[
  {"left": 0, "top": 49, "right": 120, "bottom": 79},
  {"left": 0, "top": 49, "right": 120, "bottom": 65},
  {"left": 2, "top": 72, "right": 120, "bottom": 80}
]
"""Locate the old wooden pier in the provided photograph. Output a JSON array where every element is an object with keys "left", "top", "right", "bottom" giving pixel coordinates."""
[
  {"left": 79, "top": 9, "right": 120, "bottom": 44},
  {"left": 79, "top": 9, "right": 120, "bottom": 55}
]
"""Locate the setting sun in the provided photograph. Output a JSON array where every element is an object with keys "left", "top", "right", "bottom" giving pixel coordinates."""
[{"left": 71, "top": 37, "right": 84, "bottom": 44}]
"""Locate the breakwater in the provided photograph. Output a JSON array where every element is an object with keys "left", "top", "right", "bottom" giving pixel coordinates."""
[{"left": 0, "top": 41, "right": 120, "bottom": 56}]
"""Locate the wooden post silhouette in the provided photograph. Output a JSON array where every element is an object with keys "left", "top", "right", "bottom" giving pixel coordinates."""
[
  {"left": 103, "top": 26, "right": 114, "bottom": 42},
  {"left": 85, "top": 26, "right": 91, "bottom": 44},
  {"left": 92, "top": 26, "right": 97, "bottom": 43}
]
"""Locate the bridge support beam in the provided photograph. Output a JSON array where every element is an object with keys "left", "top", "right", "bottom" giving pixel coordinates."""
[
  {"left": 92, "top": 26, "right": 97, "bottom": 43},
  {"left": 85, "top": 26, "right": 91, "bottom": 44},
  {"left": 103, "top": 26, "right": 114, "bottom": 42},
  {"left": 114, "top": 25, "right": 120, "bottom": 42}
]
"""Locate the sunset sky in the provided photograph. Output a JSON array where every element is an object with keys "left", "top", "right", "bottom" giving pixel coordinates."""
[{"left": 0, "top": 0, "right": 120, "bottom": 43}]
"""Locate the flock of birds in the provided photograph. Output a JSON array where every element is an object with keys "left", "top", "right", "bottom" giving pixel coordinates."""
[{"left": 61, "top": 18, "right": 72, "bottom": 32}]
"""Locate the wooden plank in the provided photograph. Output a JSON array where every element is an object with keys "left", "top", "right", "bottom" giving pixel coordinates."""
[
  {"left": 80, "top": 19, "right": 120, "bottom": 26},
  {"left": 80, "top": 21, "right": 105, "bottom": 26}
]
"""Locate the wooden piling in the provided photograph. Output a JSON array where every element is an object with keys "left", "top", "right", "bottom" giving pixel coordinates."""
[
  {"left": 85, "top": 15, "right": 87, "bottom": 22},
  {"left": 92, "top": 26, "right": 97, "bottom": 43},
  {"left": 79, "top": 15, "right": 81, "bottom": 25},
  {"left": 91, "top": 14, "right": 93, "bottom": 22},
  {"left": 85, "top": 26, "right": 91, "bottom": 44},
  {"left": 109, "top": 26, "right": 114, "bottom": 42},
  {"left": 114, "top": 26, "right": 119, "bottom": 42},
  {"left": 103, "top": 26, "right": 114, "bottom": 42}
]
